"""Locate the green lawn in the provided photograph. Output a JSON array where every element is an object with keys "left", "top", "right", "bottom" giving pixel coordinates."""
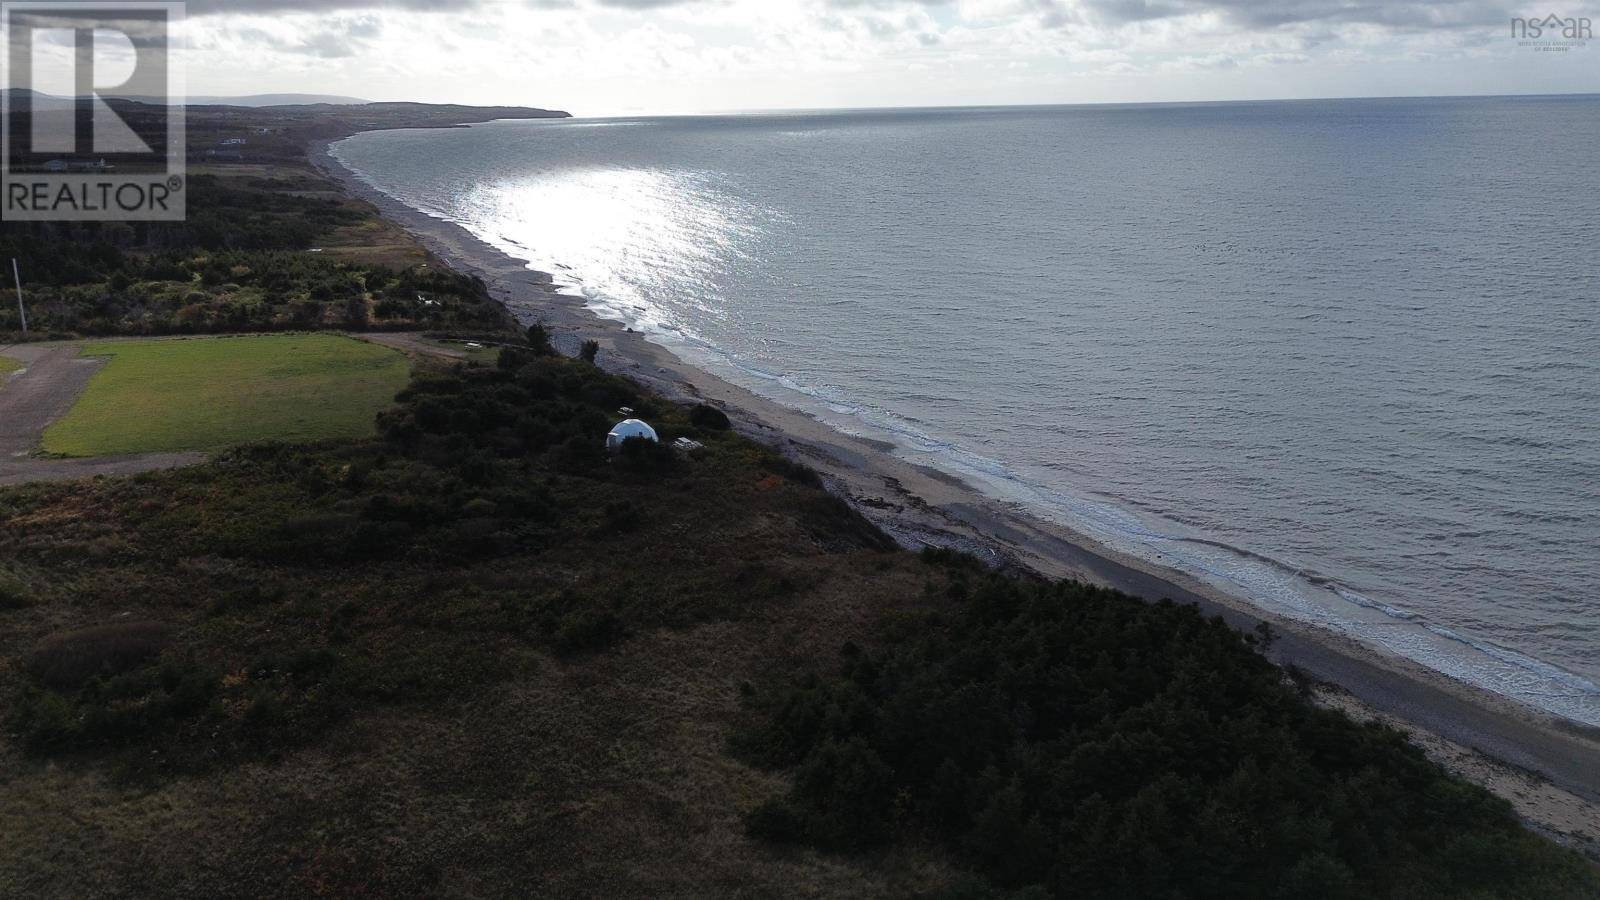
[
  {"left": 0, "top": 355, "right": 21, "bottom": 381},
  {"left": 42, "top": 334, "right": 411, "bottom": 457}
]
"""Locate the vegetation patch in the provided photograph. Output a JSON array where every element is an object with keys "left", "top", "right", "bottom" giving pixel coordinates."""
[
  {"left": 0, "top": 355, "right": 21, "bottom": 381},
  {"left": 0, "top": 173, "right": 511, "bottom": 339},
  {"left": 735, "top": 570, "right": 1599, "bottom": 898},
  {"left": 26, "top": 621, "right": 173, "bottom": 690},
  {"left": 41, "top": 333, "right": 410, "bottom": 456}
]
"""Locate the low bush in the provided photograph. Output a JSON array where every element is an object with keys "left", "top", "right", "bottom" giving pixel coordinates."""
[
  {"left": 615, "top": 435, "right": 676, "bottom": 475},
  {"left": 689, "top": 404, "right": 732, "bottom": 431},
  {"left": 552, "top": 608, "right": 626, "bottom": 656},
  {"left": 0, "top": 567, "right": 30, "bottom": 610},
  {"left": 15, "top": 658, "right": 217, "bottom": 754},
  {"left": 26, "top": 621, "right": 173, "bottom": 690}
]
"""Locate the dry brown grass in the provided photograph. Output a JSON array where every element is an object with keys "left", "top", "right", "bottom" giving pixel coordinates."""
[
  {"left": 0, "top": 550, "right": 961, "bottom": 898},
  {"left": 319, "top": 205, "right": 434, "bottom": 270}
]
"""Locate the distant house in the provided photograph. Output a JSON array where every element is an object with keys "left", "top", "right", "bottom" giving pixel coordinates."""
[{"left": 606, "top": 419, "right": 659, "bottom": 451}]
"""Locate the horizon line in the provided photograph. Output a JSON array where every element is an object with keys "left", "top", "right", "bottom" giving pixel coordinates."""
[{"left": 565, "top": 88, "right": 1600, "bottom": 119}]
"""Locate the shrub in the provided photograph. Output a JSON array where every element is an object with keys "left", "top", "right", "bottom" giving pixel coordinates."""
[
  {"left": 761, "top": 453, "right": 821, "bottom": 487},
  {"left": 15, "top": 658, "right": 218, "bottom": 753},
  {"left": 552, "top": 433, "right": 606, "bottom": 474},
  {"left": 527, "top": 322, "right": 555, "bottom": 355},
  {"left": 552, "top": 608, "right": 625, "bottom": 655},
  {"left": 798, "top": 493, "right": 896, "bottom": 552},
  {"left": 785, "top": 737, "right": 897, "bottom": 848},
  {"left": 615, "top": 435, "right": 675, "bottom": 475},
  {"left": 26, "top": 621, "right": 173, "bottom": 690},
  {"left": 580, "top": 339, "right": 600, "bottom": 364},
  {"left": 595, "top": 500, "right": 643, "bottom": 536},
  {"left": 689, "top": 403, "right": 732, "bottom": 431},
  {"left": 498, "top": 347, "right": 535, "bottom": 371},
  {"left": 0, "top": 568, "right": 30, "bottom": 610}
]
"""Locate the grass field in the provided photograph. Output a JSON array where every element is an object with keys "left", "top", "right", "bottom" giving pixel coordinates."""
[
  {"left": 41, "top": 334, "right": 410, "bottom": 457},
  {"left": 0, "top": 355, "right": 20, "bottom": 381}
]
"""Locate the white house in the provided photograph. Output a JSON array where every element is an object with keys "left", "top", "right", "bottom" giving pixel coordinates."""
[{"left": 606, "top": 419, "right": 659, "bottom": 451}]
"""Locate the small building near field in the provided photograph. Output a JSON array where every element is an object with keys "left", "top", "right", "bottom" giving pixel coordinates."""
[{"left": 606, "top": 419, "right": 659, "bottom": 451}]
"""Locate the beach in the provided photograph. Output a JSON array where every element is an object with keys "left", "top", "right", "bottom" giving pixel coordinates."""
[{"left": 314, "top": 138, "right": 1600, "bottom": 853}]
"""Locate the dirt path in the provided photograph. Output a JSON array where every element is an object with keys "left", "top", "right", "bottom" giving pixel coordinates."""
[
  {"left": 355, "top": 332, "right": 470, "bottom": 360},
  {"left": 0, "top": 343, "right": 203, "bottom": 486}
]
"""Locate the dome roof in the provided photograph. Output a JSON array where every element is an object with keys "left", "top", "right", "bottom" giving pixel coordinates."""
[{"left": 606, "top": 418, "right": 660, "bottom": 447}]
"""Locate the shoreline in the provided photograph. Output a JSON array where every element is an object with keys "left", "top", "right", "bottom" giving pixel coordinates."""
[{"left": 311, "top": 137, "right": 1600, "bottom": 830}]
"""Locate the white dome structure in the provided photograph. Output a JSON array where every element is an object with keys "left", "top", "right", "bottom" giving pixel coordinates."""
[{"left": 606, "top": 418, "right": 660, "bottom": 451}]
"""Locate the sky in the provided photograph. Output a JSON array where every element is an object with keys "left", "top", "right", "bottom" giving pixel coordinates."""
[{"left": 93, "top": 0, "right": 1600, "bottom": 114}]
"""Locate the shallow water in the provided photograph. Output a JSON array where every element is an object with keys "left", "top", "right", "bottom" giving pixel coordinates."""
[{"left": 333, "top": 96, "right": 1600, "bottom": 724}]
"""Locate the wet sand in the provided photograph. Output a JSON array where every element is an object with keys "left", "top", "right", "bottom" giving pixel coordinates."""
[{"left": 314, "top": 140, "right": 1600, "bottom": 843}]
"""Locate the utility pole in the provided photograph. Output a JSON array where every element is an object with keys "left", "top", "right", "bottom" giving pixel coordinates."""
[{"left": 10, "top": 258, "right": 25, "bottom": 336}]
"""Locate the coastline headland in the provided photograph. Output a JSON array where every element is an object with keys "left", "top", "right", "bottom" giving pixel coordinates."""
[{"left": 312, "top": 132, "right": 1600, "bottom": 837}]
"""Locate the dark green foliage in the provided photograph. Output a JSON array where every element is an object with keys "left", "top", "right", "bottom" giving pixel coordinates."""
[
  {"left": 580, "top": 339, "right": 600, "bottom": 364},
  {"left": 26, "top": 622, "right": 172, "bottom": 690},
  {"left": 0, "top": 567, "right": 30, "bottom": 610},
  {"left": 527, "top": 322, "right": 555, "bottom": 355},
  {"left": 180, "top": 176, "right": 366, "bottom": 251},
  {"left": 919, "top": 545, "right": 991, "bottom": 572},
  {"left": 760, "top": 452, "right": 822, "bottom": 488},
  {"left": 16, "top": 657, "right": 217, "bottom": 754},
  {"left": 746, "top": 737, "right": 897, "bottom": 849},
  {"left": 0, "top": 244, "right": 502, "bottom": 337},
  {"left": 0, "top": 178, "right": 508, "bottom": 338},
  {"left": 798, "top": 492, "right": 898, "bottom": 552},
  {"left": 689, "top": 403, "right": 732, "bottom": 431},
  {"left": 738, "top": 575, "right": 1598, "bottom": 898},
  {"left": 551, "top": 608, "right": 626, "bottom": 656},
  {"left": 615, "top": 435, "right": 676, "bottom": 475}
]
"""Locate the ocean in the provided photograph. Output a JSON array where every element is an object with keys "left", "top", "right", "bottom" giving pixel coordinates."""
[{"left": 331, "top": 96, "right": 1600, "bottom": 725}]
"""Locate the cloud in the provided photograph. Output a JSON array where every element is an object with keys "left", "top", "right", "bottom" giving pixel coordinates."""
[
  {"left": 185, "top": 0, "right": 471, "bottom": 14},
  {"left": 1075, "top": 0, "right": 1513, "bottom": 29},
  {"left": 170, "top": 0, "right": 1600, "bottom": 111},
  {"left": 592, "top": 0, "right": 703, "bottom": 7},
  {"left": 219, "top": 15, "right": 387, "bottom": 59},
  {"left": 180, "top": 0, "right": 1524, "bottom": 35},
  {"left": 184, "top": 0, "right": 676, "bottom": 12}
]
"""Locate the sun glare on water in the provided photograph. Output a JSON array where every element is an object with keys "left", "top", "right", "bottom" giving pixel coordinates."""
[{"left": 459, "top": 166, "right": 756, "bottom": 338}]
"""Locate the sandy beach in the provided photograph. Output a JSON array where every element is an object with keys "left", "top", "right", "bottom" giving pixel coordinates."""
[{"left": 314, "top": 138, "right": 1600, "bottom": 854}]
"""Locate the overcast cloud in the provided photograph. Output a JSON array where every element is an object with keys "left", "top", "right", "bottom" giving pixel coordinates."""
[{"left": 164, "top": 0, "right": 1598, "bottom": 113}]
